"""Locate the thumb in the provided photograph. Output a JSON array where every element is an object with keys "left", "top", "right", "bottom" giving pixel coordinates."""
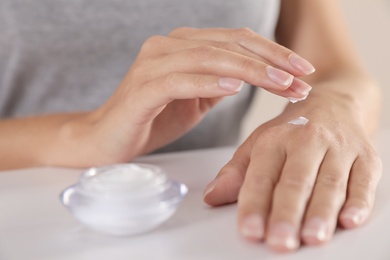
[{"left": 203, "top": 138, "right": 252, "bottom": 206}]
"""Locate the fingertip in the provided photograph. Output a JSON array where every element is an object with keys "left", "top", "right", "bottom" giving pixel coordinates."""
[
  {"left": 301, "top": 218, "right": 329, "bottom": 246},
  {"left": 339, "top": 207, "right": 369, "bottom": 229},
  {"left": 203, "top": 178, "right": 218, "bottom": 205},
  {"left": 218, "top": 78, "right": 244, "bottom": 92},
  {"left": 239, "top": 214, "right": 265, "bottom": 241},
  {"left": 265, "top": 66, "right": 294, "bottom": 89},
  {"left": 266, "top": 223, "right": 300, "bottom": 252},
  {"left": 289, "top": 78, "right": 312, "bottom": 96},
  {"left": 203, "top": 168, "right": 244, "bottom": 206},
  {"left": 287, "top": 94, "right": 308, "bottom": 104},
  {"left": 288, "top": 53, "right": 316, "bottom": 76}
]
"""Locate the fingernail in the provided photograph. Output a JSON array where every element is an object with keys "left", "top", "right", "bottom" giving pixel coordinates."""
[
  {"left": 203, "top": 178, "right": 218, "bottom": 198},
  {"left": 241, "top": 214, "right": 264, "bottom": 240},
  {"left": 287, "top": 94, "right": 308, "bottom": 103},
  {"left": 341, "top": 207, "right": 367, "bottom": 227},
  {"left": 267, "top": 223, "right": 299, "bottom": 251},
  {"left": 266, "top": 66, "right": 294, "bottom": 87},
  {"left": 218, "top": 78, "right": 244, "bottom": 92},
  {"left": 289, "top": 78, "right": 312, "bottom": 96},
  {"left": 302, "top": 218, "right": 328, "bottom": 243},
  {"left": 289, "top": 53, "right": 316, "bottom": 75}
]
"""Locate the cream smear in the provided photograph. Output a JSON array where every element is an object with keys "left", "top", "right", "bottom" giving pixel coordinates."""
[
  {"left": 60, "top": 164, "right": 187, "bottom": 236},
  {"left": 288, "top": 116, "right": 309, "bottom": 125},
  {"left": 288, "top": 94, "right": 308, "bottom": 103}
]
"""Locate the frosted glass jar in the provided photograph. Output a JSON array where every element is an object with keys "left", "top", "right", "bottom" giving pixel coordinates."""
[{"left": 60, "top": 164, "right": 188, "bottom": 236}]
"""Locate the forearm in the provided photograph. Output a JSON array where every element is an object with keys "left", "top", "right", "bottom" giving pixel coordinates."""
[
  {"left": 276, "top": 0, "right": 382, "bottom": 136},
  {"left": 0, "top": 112, "right": 99, "bottom": 170}
]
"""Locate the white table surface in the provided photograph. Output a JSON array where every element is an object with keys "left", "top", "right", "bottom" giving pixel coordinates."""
[{"left": 1, "top": 129, "right": 390, "bottom": 260}]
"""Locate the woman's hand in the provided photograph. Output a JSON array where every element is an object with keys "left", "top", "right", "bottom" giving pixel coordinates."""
[
  {"left": 201, "top": 1, "right": 384, "bottom": 251},
  {"left": 0, "top": 27, "right": 316, "bottom": 170},
  {"left": 203, "top": 86, "right": 382, "bottom": 252},
  {"left": 79, "top": 27, "right": 314, "bottom": 165}
]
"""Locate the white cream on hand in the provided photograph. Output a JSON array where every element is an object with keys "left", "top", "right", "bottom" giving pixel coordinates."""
[
  {"left": 288, "top": 116, "right": 309, "bottom": 125},
  {"left": 287, "top": 95, "right": 308, "bottom": 103},
  {"left": 60, "top": 164, "right": 188, "bottom": 236}
]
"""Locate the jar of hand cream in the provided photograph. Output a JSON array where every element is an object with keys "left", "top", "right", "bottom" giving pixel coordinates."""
[{"left": 60, "top": 164, "right": 188, "bottom": 236}]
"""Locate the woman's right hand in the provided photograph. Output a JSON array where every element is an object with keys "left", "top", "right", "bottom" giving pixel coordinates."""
[{"left": 66, "top": 27, "right": 315, "bottom": 166}]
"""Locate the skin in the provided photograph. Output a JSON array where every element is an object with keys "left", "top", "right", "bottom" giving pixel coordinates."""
[
  {"left": 203, "top": 0, "right": 382, "bottom": 253},
  {"left": 0, "top": 0, "right": 382, "bottom": 254}
]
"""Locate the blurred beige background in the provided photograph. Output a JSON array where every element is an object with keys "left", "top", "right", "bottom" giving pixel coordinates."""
[{"left": 241, "top": 0, "right": 390, "bottom": 140}]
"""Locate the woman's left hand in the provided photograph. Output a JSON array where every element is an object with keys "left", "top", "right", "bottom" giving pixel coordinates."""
[{"left": 203, "top": 89, "right": 382, "bottom": 252}]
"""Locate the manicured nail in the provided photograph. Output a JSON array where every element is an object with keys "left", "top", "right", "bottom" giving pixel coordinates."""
[
  {"left": 287, "top": 94, "right": 308, "bottom": 103},
  {"left": 266, "top": 66, "right": 294, "bottom": 87},
  {"left": 341, "top": 207, "right": 367, "bottom": 227},
  {"left": 241, "top": 214, "right": 264, "bottom": 240},
  {"left": 267, "top": 223, "right": 299, "bottom": 251},
  {"left": 302, "top": 218, "right": 328, "bottom": 243},
  {"left": 289, "top": 78, "right": 312, "bottom": 96},
  {"left": 218, "top": 78, "right": 244, "bottom": 92},
  {"left": 289, "top": 53, "right": 316, "bottom": 75},
  {"left": 203, "top": 178, "right": 218, "bottom": 198}
]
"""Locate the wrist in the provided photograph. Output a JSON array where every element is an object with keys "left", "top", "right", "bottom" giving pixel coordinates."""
[
  {"left": 284, "top": 75, "right": 381, "bottom": 135},
  {"left": 43, "top": 111, "right": 102, "bottom": 167}
]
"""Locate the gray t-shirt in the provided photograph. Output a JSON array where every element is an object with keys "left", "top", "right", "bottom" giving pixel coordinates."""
[{"left": 0, "top": 0, "right": 280, "bottom": 152}]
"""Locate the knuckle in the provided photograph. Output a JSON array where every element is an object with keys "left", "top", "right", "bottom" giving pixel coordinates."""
[
  {"left": 353, "top": 172, "right": 377, "bottom": 192},
  {"left": 190, "top": 45, "right": 218, "bottom": 63},
  {"left": 249, "top": 173, "right": 277, "bottom": 190},
  {"left": 234, "top": 27, "right": 255, "bottom": 39},
  {"left": 268, "top": 42, "right": 291, "bottom": 58},
  {"left": 266, "top": 42, "right": 282, "bottom": 55},
  {"left": 350, "top": 177, "right": 377, "bottom": 207},
  {"left": 239, "top": 58, "right": 258, "bottom": 76},
  {"left": 129, "top": 59, "right": 153, "bottom": 81},
  {"left": 252, "top": 125, "right": 287, "bottom": 148},
  {"left": 355, "top": 148, "right": 383, "bottom": 185},
  {"left": 162, "top": 72, "right": 178, "bottom": 92},
  {"left": 141, "top": 35, "right": 166, "bottom": 51},
  {"left": 260, "top": 126, "right": 280, "bottom": 140},
  {"left": 328, "top": 130, "right": 351, "bottom": 150},
  {"left": 296, "top": 123, "right": 333, "bottom": 147},
  {"left": 217, "top": 42, "right": 239, "bottom": 52},
  {"left": 347, "top": 197, "right": 371, "bottom": 210},
  {"left": 361, "top": 146, "right": 382, "bottom": 169},
  {"left": 317, "top": 173, "right": 347, "bottom": 191},
  {"left": 253, "top": 126, "right": 281, "bottom": 147},
  {"left": 303, "top": 123, "right": 326, "bottom": 139},
  {"left": 169, "top": 26, "right": 192, "bottom": 37},
  {"left": 281, "top": 173, "right": 314, "bottom": 193},
  {"left": 192, "top": 74, "right": 207, "bottom": 90}
]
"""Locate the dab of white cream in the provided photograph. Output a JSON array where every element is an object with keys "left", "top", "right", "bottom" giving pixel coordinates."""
[
  {"left": 287, "top": 94, "right": 308, "bottom": 103},
  {"left": 288, "top": 116, "right": 309, "bottom": 125}
]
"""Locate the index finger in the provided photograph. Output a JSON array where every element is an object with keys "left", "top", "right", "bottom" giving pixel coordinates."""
[
  {"left": 169, "top": 27, "right": 316, "bottom": 77},
  {"left": 237, "top": 131, "right": 285, "bottom": 241}
]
